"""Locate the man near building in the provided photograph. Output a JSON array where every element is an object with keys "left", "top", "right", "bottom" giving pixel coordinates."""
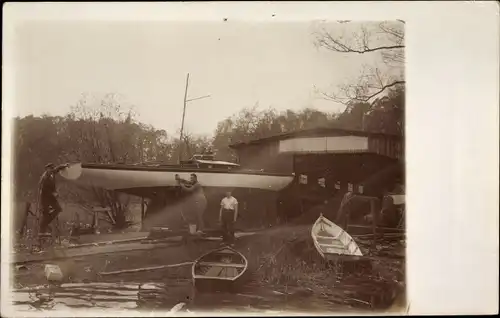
[
  {"left": 38, "top": 163, "right": 69, "bottom": 236},
  {"left": 219, "top": 191, "right": 238, "bottom": 244}
]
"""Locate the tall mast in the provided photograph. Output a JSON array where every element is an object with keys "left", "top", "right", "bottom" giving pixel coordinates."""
[
  {"left": 177, "top": 73, "right": 211, "bottom": 164},
  {"left": 178, "top": 73, "right": 190, "bottom": 163}
]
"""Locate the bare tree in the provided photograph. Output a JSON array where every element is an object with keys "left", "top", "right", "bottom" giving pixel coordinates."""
[
  {"left": 63, "top": 93, "right": 141, "bottom": 228},
  {"left": 313, "top": 20, "right": 405, "bottom": 104}
]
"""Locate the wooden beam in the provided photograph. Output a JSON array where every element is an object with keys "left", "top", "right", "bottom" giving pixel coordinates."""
[
  {"left": 353, "top": 233, "right": 405, "bottom": 239},
  {"left": 12, "top": 240, "right": 177, "bottom": 265},
  {"left": 347, "top": 224, "right": 405, "bottom": 232},
  {"left": 92, "top": 210, "right": 99, "bottom": 234},
  {"left": 198, "top": 262, "right": 246, "bottom": 268},
  {"left": 370, "top": 199, "right": 377, "bottom": 241},
  {"left": 316, "top": 235, "right": 336, "bottom": 240},
  {"left": 99, "top": 261, "right": 193, "bottom": 276},
  {"left": 106, "top": 209, "right": 117, "bottom": 225},
  {"left": 92, "top": 207, "right": 112, "bottom": 213},
  {"left": 141, "top": 197, "right": 146, "bottom": 223},
  {"left": 66, "top": 236, "right": 148, "bottom": 249},
  {"left": 319, "top": 243, "right": 346, "bottom": 249}
]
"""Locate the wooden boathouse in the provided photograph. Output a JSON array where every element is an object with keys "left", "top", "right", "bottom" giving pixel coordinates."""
[{"left": 229, "top": 127, "right": 404, "bottom": 223}]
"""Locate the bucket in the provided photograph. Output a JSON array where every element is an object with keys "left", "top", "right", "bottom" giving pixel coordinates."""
[
  {"left": 44, "top": 264, "right": 63, "bottom": 282},
  {"left": 188, "top": 224, "right": 197, "bottom": 234}
]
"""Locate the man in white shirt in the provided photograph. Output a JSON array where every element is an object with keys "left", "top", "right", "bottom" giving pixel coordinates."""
[{"left": 219, "top": 191, "right": 238, "bottom": 244}]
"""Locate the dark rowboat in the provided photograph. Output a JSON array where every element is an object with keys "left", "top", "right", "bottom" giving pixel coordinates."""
[{"left": 192, "top": 246, "right": 248, "bottom": 292}]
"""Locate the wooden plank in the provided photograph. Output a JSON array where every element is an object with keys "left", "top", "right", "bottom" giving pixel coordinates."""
[
  {"left": 99, "top": 261, "right": 193, "bottom": 276},
  {"left": 12, "top": 231, "right": 258, "bottom": 265},
  {"left": 66, "top": 236, "right": 148, "bottom": 249},
  {"left": 195, "top": 274, "right": 235, "bottom": 280},
  {"left": 353, "top": 233, "right": 405, "bottom": 239},
  {"left": 322, "top": 247, "right": 347, "bottom": 254},
  {"left": 73, "top": 232, "right": 149, "bottom": 245},
  {"left": 106, "top": 210, "right": 116, "bottom": 225},
  {"left": 141, "top": 197, "right": 146, "bottom": 223},
  {"left": 12, "top": 241, "right": 178, "bottom": 265},
  {"left": 347, "top": 224, "right": 405, "bottom": 232},
  {"left": 92, "top": 207, "right": 112, "bottom": 213},
  {"left": 370, "top": 199, "right": 378, "bottom": 241},
  {"left": 319, "top": 242, "right": 345, "bottom": 248},
  {"left": 316, "top": 235, "right": 335, "bottom": 240},
  {"left": 198, "top": 262, "right": 246, "bottom": 268},
  {"left": 141, "top": 237, "right": 184, "bottom": 244}
]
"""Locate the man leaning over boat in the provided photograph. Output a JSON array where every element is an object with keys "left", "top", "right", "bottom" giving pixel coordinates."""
[{"left": 176, "top": 173, "right": 207, "bottom": 234}]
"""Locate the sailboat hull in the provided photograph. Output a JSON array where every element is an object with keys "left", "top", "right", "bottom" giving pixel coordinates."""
[{"left": 60, "top": 163, "right": 294, "bottom": 191}]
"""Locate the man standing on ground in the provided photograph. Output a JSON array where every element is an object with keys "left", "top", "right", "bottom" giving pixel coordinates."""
[
  {"left": 38, "top": 163, "right": 69, "bottom": 236},
  {"left": 219, "top": 191, "right": 238, "bottom": 245},
  {"left": 177, "top": 173, "right": 207, "bottom": 234}
]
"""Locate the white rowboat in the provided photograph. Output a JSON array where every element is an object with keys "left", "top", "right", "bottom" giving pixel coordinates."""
[{"left": 311, "top": 214, "right": 363, "bottom": 261}]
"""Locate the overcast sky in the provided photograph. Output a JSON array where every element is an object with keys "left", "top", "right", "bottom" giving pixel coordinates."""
[{"left": 15, "top": 21, "right": 384, "bottom": 136}]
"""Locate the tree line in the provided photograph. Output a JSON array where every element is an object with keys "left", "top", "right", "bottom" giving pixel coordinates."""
[{"left": 13, "top": 86, "right": 403, "bottom": 200}]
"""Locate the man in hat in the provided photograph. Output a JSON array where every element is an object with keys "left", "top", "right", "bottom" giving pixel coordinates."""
[{"left": 38, "top": 163, "right": 69, "bottom": 235}]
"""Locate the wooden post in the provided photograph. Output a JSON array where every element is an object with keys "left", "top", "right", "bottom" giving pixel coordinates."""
[
  {"left": 141, "top": 197, "right": 145, "bottom": 221},
  {"left": 370, "top": 198, "right": 379, "bottom": 249},
  {"left": 55, "top": 215, "right": 62, "bottom": 245},
  {"left": 93, "top": 210, "right": 99, "bottom": 234},
  {"left": 344, "top": 209, "right": 350, "bottom": 233}
]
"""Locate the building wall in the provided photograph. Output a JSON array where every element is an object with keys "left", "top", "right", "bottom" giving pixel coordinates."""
[
  {"left": 368, "top": 135, "right": 403, "bottom": 160},
  {"left": 235, "top": 133, "right": 403, "bottom": 163},
  {"left": 235, "top": 141, "right": 294, "bottom": 173},
  {"left": 293, "top": 153, "right": 400, "bottom": 196},
  {"left": 232, "top": 132, "right": 403, "bottom": 222},
  {"left": 279, "top": 136, "right": 369, "bottom": 154}
]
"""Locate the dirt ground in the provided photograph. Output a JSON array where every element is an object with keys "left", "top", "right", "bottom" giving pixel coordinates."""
[{"left": 11, "top": 224, "right": 406, "bottom": 314}]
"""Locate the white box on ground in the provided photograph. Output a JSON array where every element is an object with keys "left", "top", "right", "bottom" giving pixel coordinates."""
[{"left": 44, "top": 264, "right": 64, "bottom": 282}]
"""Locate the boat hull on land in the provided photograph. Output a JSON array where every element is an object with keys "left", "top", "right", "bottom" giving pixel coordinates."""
[
  {"left": 311, "top": 214, "right": 363, "bottom": 262},
  {"left": 60, "top": 163, "right": 294, "bottom": 191}
]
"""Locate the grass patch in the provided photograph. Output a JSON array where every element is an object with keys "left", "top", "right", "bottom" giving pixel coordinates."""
[{"left": 239, "top": 224, "right": 405, "bottom": 310}]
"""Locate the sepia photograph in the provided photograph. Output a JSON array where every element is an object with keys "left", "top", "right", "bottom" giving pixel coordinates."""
[{"left": 2, "top": 2, "right": 498, "bottom": 317}]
